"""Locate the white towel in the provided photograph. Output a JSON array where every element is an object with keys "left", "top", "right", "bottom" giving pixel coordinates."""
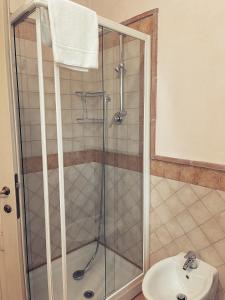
[{"left": 41, "top": 0, "right": 99, "bottom": 72}]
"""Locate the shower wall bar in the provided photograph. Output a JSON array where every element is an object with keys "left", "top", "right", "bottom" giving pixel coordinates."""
[
  {"left": 11, "top": 2, "right": 151, "bottom": 300},
  {"left": 113, "top": 34, "right": 127, "bottom": 125}
]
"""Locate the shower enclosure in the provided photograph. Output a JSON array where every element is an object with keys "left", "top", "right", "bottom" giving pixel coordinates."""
[{"left": 11, "top": 2, "right": 150, "bottom": 300}]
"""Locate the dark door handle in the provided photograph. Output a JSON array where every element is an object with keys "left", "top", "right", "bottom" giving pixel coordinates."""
[{"left": 0, "top": 186, "right": 10, "bottom": 197}]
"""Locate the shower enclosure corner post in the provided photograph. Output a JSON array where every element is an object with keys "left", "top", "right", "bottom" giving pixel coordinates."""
[
  {"left": 35, "top": 8, "right": 54, "bottom": 300},
  {"left": 143, "top": 35, "right": 151, "bottom": 273}
]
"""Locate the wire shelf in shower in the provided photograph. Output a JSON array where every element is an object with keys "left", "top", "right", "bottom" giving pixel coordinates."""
[
  {"left": 75, "top": 91, "right": 106, "bottom": 98},
  {"left": 76, "top": 118, "right": 103, "bottom": 124},
  {"left": 75, "top": 90, "right": 108, "bottom": 124}
]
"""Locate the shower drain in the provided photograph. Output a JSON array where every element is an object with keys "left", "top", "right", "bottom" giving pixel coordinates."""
[
  {"left": 176, "top": 293, "right": 187, "bottom": 300},
  {"left": 83, "top": 290, "right": 95, "bottom": 298}
]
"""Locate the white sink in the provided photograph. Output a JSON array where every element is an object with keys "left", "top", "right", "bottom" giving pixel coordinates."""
[{"left": 142, "top": 252, "right": 218, "bottom": 300}]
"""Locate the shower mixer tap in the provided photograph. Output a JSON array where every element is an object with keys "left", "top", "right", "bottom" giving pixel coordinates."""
[
  {"left": 111, "top": 110, "right": 127, "bottom": 125},
  {"left": 115, "top": 62, "right": 126, "bottom": 74}
]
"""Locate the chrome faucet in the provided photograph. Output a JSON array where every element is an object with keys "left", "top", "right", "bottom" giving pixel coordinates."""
[{"left": 183, "top": 251, "right": 198, "bottom": 270}]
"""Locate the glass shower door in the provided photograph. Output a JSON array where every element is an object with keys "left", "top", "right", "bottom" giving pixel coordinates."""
[{"left": 103, "top": 30, "right": 144, "bottom": 297}]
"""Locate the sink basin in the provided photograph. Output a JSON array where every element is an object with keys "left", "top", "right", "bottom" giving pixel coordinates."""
[{"left": 142, "top": 252, "right": 218, "bottom": 300}]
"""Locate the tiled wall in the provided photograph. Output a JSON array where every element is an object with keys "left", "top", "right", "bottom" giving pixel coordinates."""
[
  {"left": 24, "top": 162, "right": 101, "bottom": 269},
  {"left": 105, "top": 165, "right": 143, "bottom": 267},
  {"left": 150, "top": 175, "right": 225, "bottom": 298},
  {"left": 16, "top": 23, "right": 142, "bottom": 157},
  {"left": 24, "top": 162, "right": 142, "bottom": 270},
  {"left": 105, "top": 37, "right": 141, "bottom": 155},
  {"left": 16, "top": 36, "right": 102, "bottom": 156}
]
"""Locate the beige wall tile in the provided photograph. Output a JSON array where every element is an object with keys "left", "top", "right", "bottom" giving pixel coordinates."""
[
  {"left": 29, "top": 92, "right": 40, "bottom": 109},
  {"left": 176, "top": 185, "right": 198, "bottom": 207},
  {"left": 30, "top": 125, "right": 41, "bottom": 141},
  {"left": 151, "top": 176, "right": 163, "bottom": 187},
  {"left": 201, "top": 191, "right": 225, "bottom": 215},
  {"left": 175, "top": 234, "right": 195, "bottom": 253},
  {"left": 155, "top": 179, "right": 175, "bottom": 200},
  {"left": 155, "top": 225, "right": 173, "bottom": 246},
  {"left": 151, "top": 188, "right": 164, "bottom": 208},
  {"left": 190, "top": 184, "right": 211, "bottom": 198},
  {"left": 124, "top": 39, "right": 140, "bottom": 60},
  {"left": 125, "top": 75, "right": 139, "bottom": 92},
  {"left": 150, "top": 232, "right": 163, "bottom": 253},
  {"left": 62, "top": 125, "right": 73, "bottom": 139},
  {"left": 47, "top": 140, "right": 57, "bottom": 154},
  {"left": 27, "top": 75, "right": 39, "bottom": 92},
  {"left": 46, "top": 110, "right": 56, "bottom": 125},
  {"left": 167, "top": 179, "right": 185, "bottom": 191},
  {"left": 166, "top": 194, "right": 185, "bottom": 216},
  {"left": 187, "top": 227, "right": 210, "bottom": 250},
  {"left": 31, "top": 141, "right": 42, "bottom": 156},
  {"left": 62, "top": 110, "right": 72, "bottom": 124},
  {"left": 214, "top": 239, "right": 225, "bottom": 262},
  {"left": 200, "top": 246, "right": 224, "bottom": 267},
  {"left": 217, "top": 210, "right": 225, "bottom": 232},
  {"left": 176, "top": 210, "right": 197, "bottom": 233},
  {"left": 44, "top": 78, "right": 55, "bottom": 93},
  {"left": 150, "top": 210, "right": 162, "bottom": 231},
  {"left": 21, "top": 125, "right": 31, "bottom": 141},
  {"left": 154, "top": 204, "right": 173, "bottom": 224},
  {"left": 24, "top": 40, "right": 37, "bottom": 59},
  {"left": 61, "top": 79, "right": 71, "bottom": 94},
  {"left": 43, "top": 61, "right": 54, "bottom": 78},
  {"left": 201, "top": 218, "right": 225, "bottom": 243},
  {"left": 27, "top": 109, "right": 40, "bottom": 125},
  {"left": 46, "top": 125, "right": 57, "bottom": 139},
  {"left": 188, "top": 201, "right": 211, "bottom": 225},
  {"left": 63, "top": 139, "right": 73, "bottom": 152},
  {"left": 166, "top": 242, "right": 180, "bottom": 257},
  {"left": 150, "top": 248, "right": 168, "bottom": 266},
  {"left": 61, "top": 95, "right": 72, "bottom": 110},
  {"left": 125, "top": 57, "right": 141, "bottom": 76},
  {"left": 165, "top": 218, "right": 184, "bottom": 239}
]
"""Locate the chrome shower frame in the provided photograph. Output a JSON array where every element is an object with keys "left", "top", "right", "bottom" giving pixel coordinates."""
[{"left": 10, "top": 1, "right": 151, "bottom": 300}]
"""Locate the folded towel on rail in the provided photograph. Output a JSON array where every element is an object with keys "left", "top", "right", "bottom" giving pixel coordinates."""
[{"left": 40, "top": 0, "right": 99, "bottom": 72}]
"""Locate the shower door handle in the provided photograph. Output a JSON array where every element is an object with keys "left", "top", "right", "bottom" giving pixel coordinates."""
[{"left": 0, "top": 186, "right": 10, "bottom": 197}]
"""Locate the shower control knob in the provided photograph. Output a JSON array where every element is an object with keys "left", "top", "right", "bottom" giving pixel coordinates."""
[
  {"left": 4, "top": 205, "right": 12, "bottom": 214},
  {"left": 0, "top": 186, "right": 10, "bottom": 197}
]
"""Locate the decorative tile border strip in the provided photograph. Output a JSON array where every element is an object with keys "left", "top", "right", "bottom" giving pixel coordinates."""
[
  {"left": 151, "top": 159, "right": 225, "bottom": 192},
  {"left": 23, "top": 150, "right": 143, "bottom": 174}
]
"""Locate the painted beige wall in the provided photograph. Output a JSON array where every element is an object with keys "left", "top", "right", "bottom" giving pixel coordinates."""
[
  {"left": 9, "top": 0, "right": 91, "bottom": 12},
  {"left": 89, "top": 0, "right": 225, "bottom": 165}
]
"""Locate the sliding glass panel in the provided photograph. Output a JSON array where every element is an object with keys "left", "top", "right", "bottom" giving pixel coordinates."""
[
  {"left": 64, "top": 26, "right": 106, "bottom": 300},
  {"left": 103, "top": 30, "right": 144, "bottom": 297}
]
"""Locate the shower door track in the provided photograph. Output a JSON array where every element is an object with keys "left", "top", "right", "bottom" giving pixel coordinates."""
[{"left": 10, "top": 2, "right": 151, "bottom": 300}]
